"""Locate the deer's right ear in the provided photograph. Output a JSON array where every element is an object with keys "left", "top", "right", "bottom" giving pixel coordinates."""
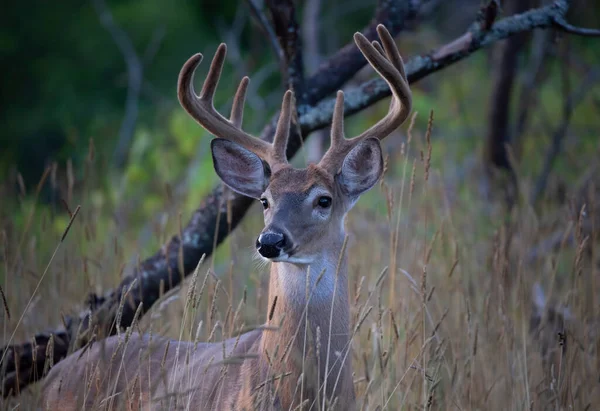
[{"left": 211, "top": 139, "right": 270, "bottom": 199}]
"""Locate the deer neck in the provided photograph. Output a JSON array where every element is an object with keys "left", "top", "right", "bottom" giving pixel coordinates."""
[{"left": 258, "top": 241, "right": 354, "bottom": 408}]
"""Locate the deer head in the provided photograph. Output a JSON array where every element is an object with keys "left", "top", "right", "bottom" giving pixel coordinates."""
[{"left": 178, "top": 24, "right": 412, "bottom": 264}]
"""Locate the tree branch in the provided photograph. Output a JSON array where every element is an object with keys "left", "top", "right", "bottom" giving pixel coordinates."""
[
  {"left": 483, "top": 0, "right": 531, "bottom": 205},
  {"left": 514, "top": 29, "right": 553, "bottom": 143},
  {"left": 91, "top": 0, "right": 144, "bottom": 170},
  {"left": 553, "top": 16, "right": 600, "bottom": 37},
  {"left": 301, "top": 0, "right": 420, "bottom": 105},
  {"left": 298, "top": 0, "right": 599, "bottom": 130},
  {"left": 266, "top": 0, "right": 304, "bottom": 95},
  {"left": 531, "top": 66, "right": 600, "bottom": 203},
  {"left": 302, "top": 0, "right": 329, "bottom": 163},
  {"left": 3, "top": 0, "right": 600, "bottom": 396},
  {"left": 246, "top": 0, "right": 285, "bottom": 66}
]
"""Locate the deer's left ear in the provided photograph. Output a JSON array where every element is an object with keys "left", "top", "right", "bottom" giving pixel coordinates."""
[{"left": 337, "top": 138, "right": 383, "bottom": 198}]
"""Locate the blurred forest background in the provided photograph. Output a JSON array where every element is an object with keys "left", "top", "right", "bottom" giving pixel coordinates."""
[
  {"left": 1, "top": 0, "right": 599, "bottom": 233},
  {"left": 2, "top": 0, "right": 600, "bottom": 409}
]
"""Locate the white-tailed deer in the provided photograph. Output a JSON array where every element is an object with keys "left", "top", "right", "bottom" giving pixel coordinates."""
[{"left": 41, "top": 24, "right": 411, "bottom": 410}]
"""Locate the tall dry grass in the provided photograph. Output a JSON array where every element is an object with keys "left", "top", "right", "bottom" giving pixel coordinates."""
[{"left": 1, "top": 119, "right": 599, "bottom": 410}]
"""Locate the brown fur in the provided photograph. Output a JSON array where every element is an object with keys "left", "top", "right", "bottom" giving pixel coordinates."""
[
  {"left": 41, "top": 23, "right": 412, "bottom": 411},
  {"left": 41, "top": 166, "right": 356, "bottom": 410}
]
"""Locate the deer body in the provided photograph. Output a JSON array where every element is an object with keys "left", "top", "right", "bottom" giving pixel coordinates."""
[
  {"left": 41, "top": 24, "right": 411, "bottom": 410},
  {"left": 42, "top": 171, "right": 354, "bottom": 411},
  {"left": 42, "top": 330, "right": 264, "bottom": 410}
]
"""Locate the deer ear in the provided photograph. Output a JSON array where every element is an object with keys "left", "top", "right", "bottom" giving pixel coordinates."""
[
  {"left": 338, "top": 138, "right": 383, "bottom": 198},
  {"left": 211, "top": 139, "right": 269, "bottom": 199}
]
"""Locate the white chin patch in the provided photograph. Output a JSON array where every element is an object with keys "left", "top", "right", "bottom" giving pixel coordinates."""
[
  {"left": 264, "top": 253, "right": 287, "bottom": 262},
  {"left": 268, "top": 254, "right": 312, "bottom": 264},
  {"left": 282, "top": 255, "right": 313, "bottom": 264}
]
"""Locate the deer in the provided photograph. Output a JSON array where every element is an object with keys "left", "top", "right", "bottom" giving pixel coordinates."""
[{"left": 40, "top": 24, "right": 412, "bottom": 410}]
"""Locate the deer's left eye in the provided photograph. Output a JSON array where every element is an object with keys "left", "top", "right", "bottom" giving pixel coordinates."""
[{"left": 317, "top": 196, "right": 332, "bottom": 208}]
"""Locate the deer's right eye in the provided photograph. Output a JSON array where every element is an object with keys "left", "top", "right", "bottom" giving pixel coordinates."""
[{"left": 260, "top": 198, "right": 269, "bottom": 209}]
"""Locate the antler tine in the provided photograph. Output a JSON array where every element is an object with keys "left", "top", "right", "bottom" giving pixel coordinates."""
[
  {"left": 270, "top": 90, "right": 294, "bottom": 167},
  {"left": 330, "top": 91, "right": 346, "bottom": 147},
  {"left": 200, "top": 43, "right": 227, "bottom": 103},
  {"left": 177, "top": 46, "right": 273, "bottom": 161},
  {"left": 371, "top": 40, "right": 386, "bottom": 57},
  {"left": 230, "top": 77, "right": 250, "bottom": 128},
  {"left": 319, "top": 24, "right": 412, "bottom": 174},
  {"left": 317, "top": 91, "right": 347, "bottom": 172},
  {"left": 376, "top": 24, "right": 408, "bottom": 84},
  {"left": 352, "top": 26, "right": 412, "bottom": 141}
]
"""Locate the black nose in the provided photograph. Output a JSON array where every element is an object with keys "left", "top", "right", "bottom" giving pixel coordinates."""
[{"left": 256, "top": 232, "right": 286, "bottom": 258}]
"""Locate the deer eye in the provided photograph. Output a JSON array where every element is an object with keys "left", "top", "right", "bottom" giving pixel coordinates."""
[
  {"left": 317, "top": 196, "right": 332, "bottom": 208},
  {"left": 260, "top": 198, "right": 269, "bottom": 210}
]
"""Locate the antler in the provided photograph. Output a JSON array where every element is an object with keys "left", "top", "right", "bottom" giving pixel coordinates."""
[
  {"left": 178, "top": 24, "right": 409, "bottom": 176},
  {"left": 178, "top": 44, "right": 293, "bottom": 171},
  {"left": 319, "top": 24, "right": 412, "bottom": 174}
]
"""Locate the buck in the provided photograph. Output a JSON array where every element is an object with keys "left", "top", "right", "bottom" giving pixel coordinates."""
[{"left": 41, "top": 24, "right": 411, "bottom": 410}]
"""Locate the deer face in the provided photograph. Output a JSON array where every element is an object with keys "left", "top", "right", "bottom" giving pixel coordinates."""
[
  {"left": 179, "top": 24, "right": 410, "bottom": 263},
  {"left": 211, "top": 138, "right": 384, "bottom": 263}
]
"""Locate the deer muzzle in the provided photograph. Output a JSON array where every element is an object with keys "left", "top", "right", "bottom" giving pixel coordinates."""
[{"left": 256, "top": 231, "right": 288, "bottom": 259}]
